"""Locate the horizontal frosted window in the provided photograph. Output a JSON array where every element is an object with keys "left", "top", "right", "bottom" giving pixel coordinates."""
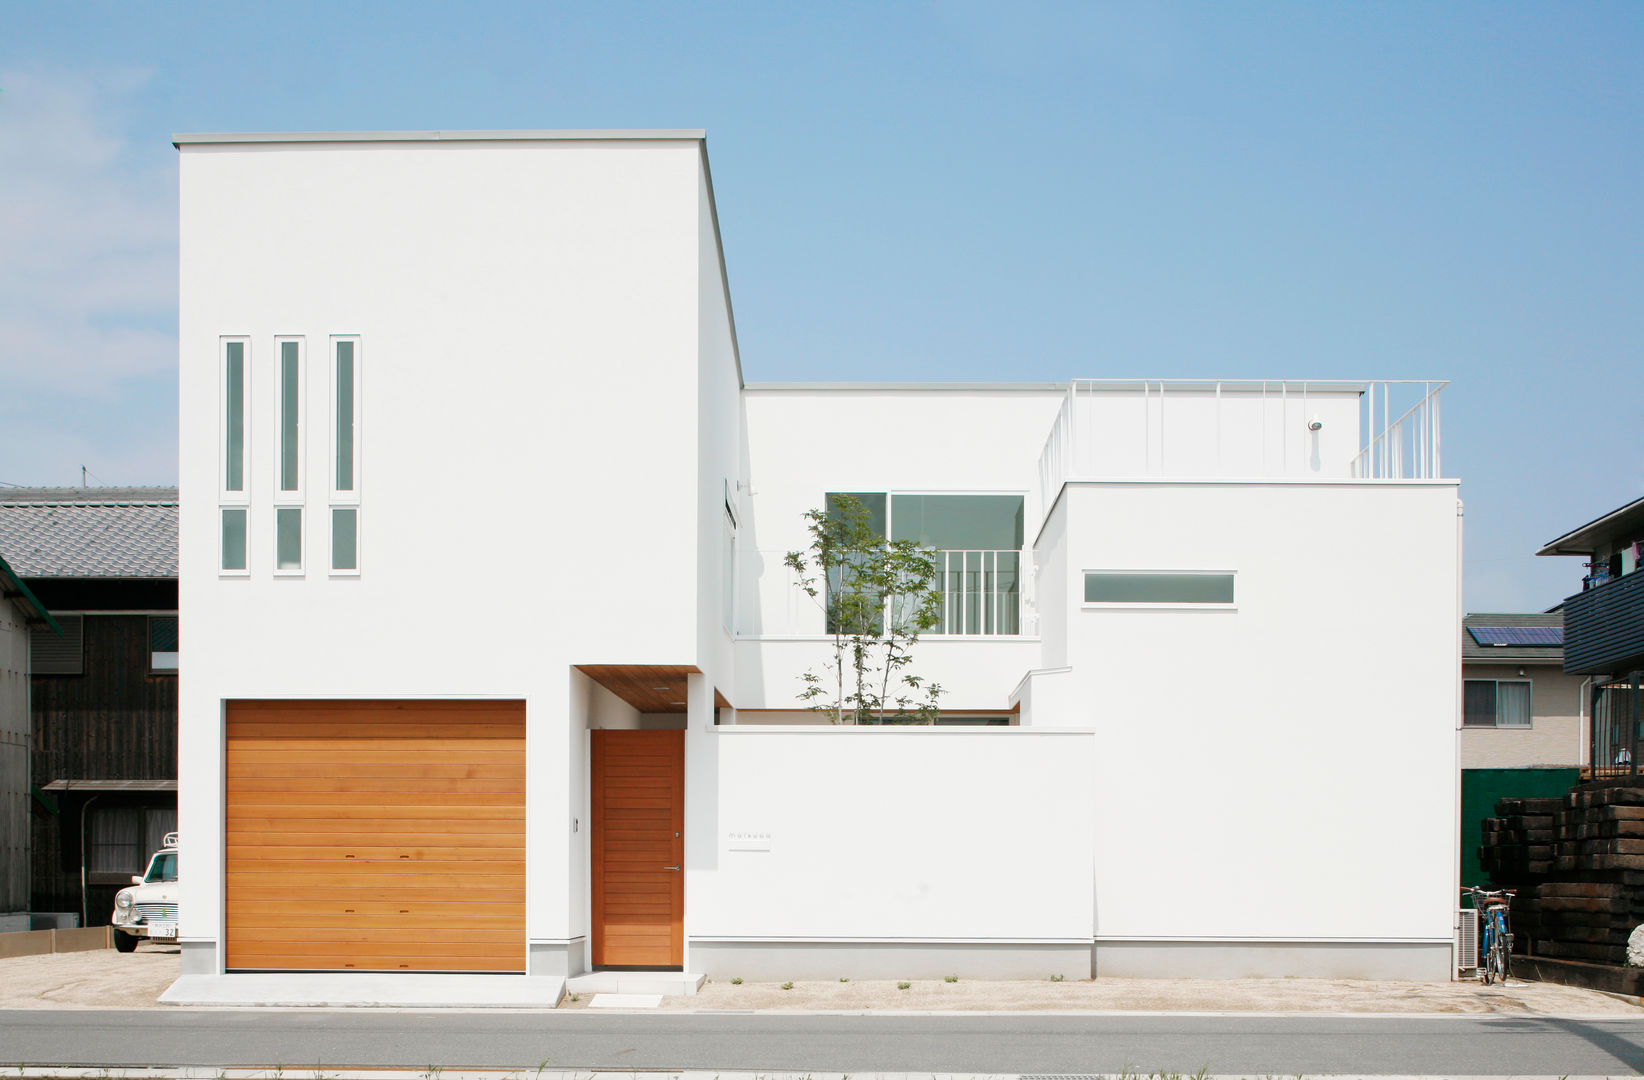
[
  {"left": 332, "top": 507, "right": 358, "bottom": 571},
  {"left": 336, "top": 341, "right": 354, "bottom": 491},
  {"left": 280, "top": 341, "right": 300, "bottom": 492},
  {"left": 225, "top": 342, "right": 245, "bottom": 492},
  {"left": 221, "top": 508, "right": 247, "bottom": 571},
  {"left": 891, "top": 494, "right": 1024, "bottom": 550},
  {"left": 276, "top": 507, "right": 302, "bottom": 571},
  {"left": 1084, "top": 572, "right": 1234, "bottom": 605}
]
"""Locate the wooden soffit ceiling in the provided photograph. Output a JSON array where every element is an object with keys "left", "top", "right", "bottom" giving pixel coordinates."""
[{"left": 576, "top": 664, "right": 703, "bottom": 713}]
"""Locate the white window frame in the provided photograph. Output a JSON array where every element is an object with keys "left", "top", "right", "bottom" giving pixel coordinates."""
[
  {"left": 148, "top": 614, "right": 179, "bottom": 674},
  {"left": 219, "top": 507, "right": 250, "bottom": 578},
  {"left": 1464, "top": 678, "right": 1533, "bottom": 729},
  {"left": 722, "top": 482, "right": 737, "bottom": 635},
  {"left": 273, "top": 336, "right": 305, "bottom": 502},
  {"left": 329, "top": 335, "right": 361, "bottom": 504},
  {"left": 822, "top": 488, "right": 1032, "bottom": 639},
  {"left": 330, "top": 505, "right": 361, "bottom": 578},
  {"left": 1081, "top": 569, "right": 1238, "bottom": 611},
  {"left": 329, "top": 336, "right": 362, "bottom": 577},
  {"left": 273, "top": 506, "right": 304, "bottom": 577},
  {"left": 219, "top": 336, "right": 251, "bottom": 503}
]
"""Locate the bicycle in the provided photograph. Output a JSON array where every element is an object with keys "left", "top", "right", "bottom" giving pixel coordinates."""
[{"left": 1464, "top": 886, "right": 1516, "bottom": 985}]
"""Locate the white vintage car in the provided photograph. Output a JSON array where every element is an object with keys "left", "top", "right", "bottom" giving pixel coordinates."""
[{"left": 110, "top": 831, "right": 178, "bottom": 952}]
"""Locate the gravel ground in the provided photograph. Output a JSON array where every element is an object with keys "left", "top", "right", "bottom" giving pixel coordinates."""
[
  {"left": 5, "top": 946, "right": 1639, "bottom": 1015},
  {"left": 630, "top": 975, "right": 1644, "bottom": 1015},
  {"left": 0, "top": 942, "right": 181, "bottom": 1009}
]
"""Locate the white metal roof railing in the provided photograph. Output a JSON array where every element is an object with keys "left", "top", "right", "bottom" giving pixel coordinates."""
[{"left": 1036, "top": 379, "right": 1449, "bottom": 522}]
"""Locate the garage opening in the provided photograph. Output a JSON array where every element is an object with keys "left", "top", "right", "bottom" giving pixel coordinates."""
[{"left": 224, "top": 700, "right": 525, "bottom": 972}]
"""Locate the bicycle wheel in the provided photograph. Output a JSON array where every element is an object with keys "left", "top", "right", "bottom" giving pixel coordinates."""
[
  {"left": 1494, "top": 920, "right": 1511, "bottom": 983},
  {"left": 1480, "top": 924, "right": 1496, "bottom": 985}
]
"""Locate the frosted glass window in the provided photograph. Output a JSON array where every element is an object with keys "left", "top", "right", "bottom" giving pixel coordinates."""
[
  {"left": 280, "top": 341, "right": 300, "bottom": 491},
  {"left": 890, "top": 495, "right": 1024, "bottom": 550},
  {"left": 225, "top": 342, "right": 245, "bottom": 491},
  {"left": 1084, "top": 572, "right": 1235, "bottom": 604},
  {"left": 276, "top": 507, "right": 302, "bottom": 570},
  {"left": 335, "top": 341, "right": 354, "bottom": 491},
  {"left": 332, "top": 507, "right": 357, "bottom": 571},
  {"left": 221, "top": 508, "right": 247, "bottom": 571}
]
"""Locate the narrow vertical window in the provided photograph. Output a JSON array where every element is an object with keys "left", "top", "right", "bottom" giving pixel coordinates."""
[
  {"left": 225, "top": 342, "right": 245, "bottom": 492},
  {"left": 221, "top": 508, "right": 247, "bottom": 571},
  {"left": 332, "top": 508, "right": 357, "bottom": 571},
  {"left": 276, "top": 508, "right": 303, "bottom": 571},
  {"left": 329, "top": 336, "right": 362, "bottom": 574},
  {"left": 279, "top": 340, "right": 301, "bottom": 493},
  {"left": 335, "top": 341, "right": 355, "bottom": 492}
]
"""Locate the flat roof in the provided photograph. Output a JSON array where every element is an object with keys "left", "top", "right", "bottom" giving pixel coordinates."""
[
  {"left": 173, "top": 129, "right": 705, "bottom": 147},
  {"left": 1537, "top": 494, "right": 1644, "bottom": 557},
  {"left": 744, "top": 382, "right": 1068, "bottom": 392}
]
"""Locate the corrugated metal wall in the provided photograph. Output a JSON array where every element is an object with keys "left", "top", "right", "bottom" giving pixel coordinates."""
[{"left": 0, "top": 604, "right": 30, "bottom": 913}]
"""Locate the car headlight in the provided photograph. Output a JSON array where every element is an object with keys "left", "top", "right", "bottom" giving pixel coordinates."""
[{"left": 115, "top": 891, "right": 133, "bottom": 910}]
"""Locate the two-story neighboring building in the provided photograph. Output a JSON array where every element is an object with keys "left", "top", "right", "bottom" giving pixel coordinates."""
[
  {"left": 0, "top": 487, "right": 179, "bottom": 927},
  {"left": 1458, "top": 611, "right": 1584, "bottom": 888},
  {"left": 1538, "top": 495, "right": 1644, "bottom": 777},
  {"left": 1, "top": 554, "right": 57, "bottom": 924},
  {"left": 175, "top": 130, "right": 1462, "bottom": 987}
]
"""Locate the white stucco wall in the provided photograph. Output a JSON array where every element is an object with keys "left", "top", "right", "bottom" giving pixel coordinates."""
[
  {"left": 1038, "top": 480, "right": 1461, "bottom": 945},
  {"left": 177, "top": 136, "right": 720, "bottom": 962},
  {"left": 686, "top": 727, "right": 1095, "bottom": 944}
]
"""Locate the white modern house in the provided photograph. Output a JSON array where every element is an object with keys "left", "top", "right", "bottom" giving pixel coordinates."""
[{"left": 175, "top": 130, "right": 1463, "bottom": 988}]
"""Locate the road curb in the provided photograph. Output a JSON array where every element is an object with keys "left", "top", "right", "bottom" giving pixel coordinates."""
[{"left": 0, "top": 1070, "right": 1634, "bottom": 1080}]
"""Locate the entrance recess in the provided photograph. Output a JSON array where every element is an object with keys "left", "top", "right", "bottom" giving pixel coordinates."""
[{"left": 591, "top": 729, "right": 684, "bottom": 968}]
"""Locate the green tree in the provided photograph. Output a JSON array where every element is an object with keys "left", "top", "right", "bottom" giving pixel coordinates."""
[{"left": 784, "top": 493, "right": 944, "bottom": 724}]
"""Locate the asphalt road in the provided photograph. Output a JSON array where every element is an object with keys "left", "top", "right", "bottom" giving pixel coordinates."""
[{"left": 4, "top": 1010, "right": 1644, "bottom": 1075}]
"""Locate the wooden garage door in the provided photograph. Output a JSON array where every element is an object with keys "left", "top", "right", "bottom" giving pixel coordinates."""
[{"left": 225, "top": 700, "right": 525, "bottom": 972}]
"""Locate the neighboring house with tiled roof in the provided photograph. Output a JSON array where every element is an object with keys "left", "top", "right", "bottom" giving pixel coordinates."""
[
  {"left": 1461, "top": 612, "right": 1586, "bottom": 769},
  {"left": 0, "top": 487, "right": 178, "bottom": 579},
  {"left": 1, "top": 554, "right": 57, "bottom": 919},
  {"left": 0, "top": 487, "right": 178, "bottom": 927},
  {"left": 1458, "top": 611, "right": 1586, "bottom": 892}
]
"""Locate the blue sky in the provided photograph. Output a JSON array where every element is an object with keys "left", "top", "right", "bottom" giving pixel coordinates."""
[{"left": 1, "top": 1, "right": 1640, "bottom": 612}]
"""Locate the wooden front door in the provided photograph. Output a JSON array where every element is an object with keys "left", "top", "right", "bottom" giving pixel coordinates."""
[{"left": 591, "top": 729, "right": 684, "bottom": 968}]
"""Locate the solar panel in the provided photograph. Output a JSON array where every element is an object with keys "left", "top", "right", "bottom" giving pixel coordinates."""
[{"left": 1469, "top": 626, "right": 1564, "bottom": 647}]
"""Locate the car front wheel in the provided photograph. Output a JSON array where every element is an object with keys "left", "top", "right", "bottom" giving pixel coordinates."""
[{"left": 114, "top": 931, "right": 140, "bottom": 953}]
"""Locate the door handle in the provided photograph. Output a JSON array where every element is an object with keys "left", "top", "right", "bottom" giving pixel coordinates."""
[{"left": 665, "top": 865, "right": 681, "bottom": 871}]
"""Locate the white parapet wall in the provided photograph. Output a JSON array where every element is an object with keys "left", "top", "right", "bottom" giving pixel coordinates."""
[{"left": 685, "top": 725, "right": 1097, "bottom": 979}]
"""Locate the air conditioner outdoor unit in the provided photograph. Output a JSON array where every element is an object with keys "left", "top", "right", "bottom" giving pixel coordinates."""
[{"left": 1455, "top": 907, "right": 1479, "bottom": 979}]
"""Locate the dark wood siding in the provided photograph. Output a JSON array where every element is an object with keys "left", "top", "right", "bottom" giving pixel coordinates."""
[
  {"left": 1564, "top": 572, "right": 1644, "bottom": 676},
  {"left": 30, "top": 613, "right": 177, "bottom": 920}
]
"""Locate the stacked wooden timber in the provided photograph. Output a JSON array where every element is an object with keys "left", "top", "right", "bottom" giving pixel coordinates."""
[
  {"left": 1477, "top": 785, "right": 1644, "bottom": 965},
  {"left": 1479, "top": 797, "right": 1560, "bottom": 880}
]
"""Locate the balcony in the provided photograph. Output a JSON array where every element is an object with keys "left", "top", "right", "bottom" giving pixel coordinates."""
[
  {"left": 1562, "top": 570, "right": 1644, "bottom": 676},
  {"left": 738, "top": 547, "right": 1028, "bottom": 639}
]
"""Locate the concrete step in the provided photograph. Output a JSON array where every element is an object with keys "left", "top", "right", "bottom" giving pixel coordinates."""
[{"left": 565, "top": 970, "right": 706, "bottom": 996}]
